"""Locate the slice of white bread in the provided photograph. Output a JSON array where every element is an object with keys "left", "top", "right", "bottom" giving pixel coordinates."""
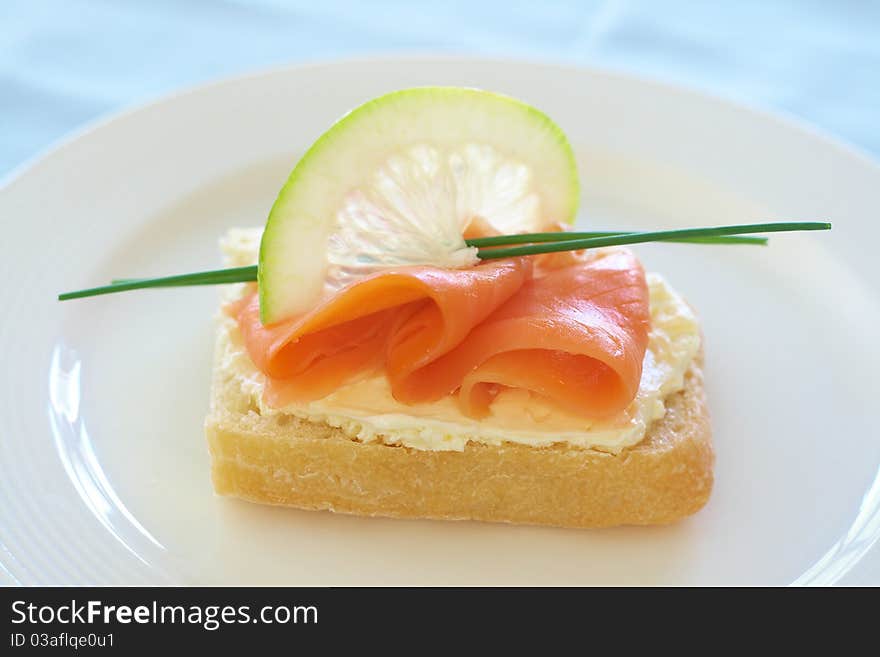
[{"left": 205, "top": 328, "right": 714, "bottom": 527}]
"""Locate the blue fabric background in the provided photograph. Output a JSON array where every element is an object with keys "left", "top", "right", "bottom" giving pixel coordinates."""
[{"left": 2, "top": 1, "right": 879, "bottom": 175}]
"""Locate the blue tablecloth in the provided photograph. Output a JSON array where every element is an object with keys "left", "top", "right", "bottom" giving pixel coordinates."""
[{"left": 2, "top": 1, "right": 879, "bottom": 175}]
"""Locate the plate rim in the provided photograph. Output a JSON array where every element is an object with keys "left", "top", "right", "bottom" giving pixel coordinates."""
[{"left": 4, "top": 54, "right": 879, "bottom": 193}]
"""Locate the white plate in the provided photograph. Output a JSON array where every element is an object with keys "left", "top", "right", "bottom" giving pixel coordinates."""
[{"left": 1, "top": 57, "right": 878, "bottom": 586}]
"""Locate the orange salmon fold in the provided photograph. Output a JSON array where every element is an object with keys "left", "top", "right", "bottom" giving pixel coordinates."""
[
  {"left": 235, "top": 258, "right": 532, "bottom": 405},
  {"left": 235, "top": 249, "right": 650, "bottom": 419}
]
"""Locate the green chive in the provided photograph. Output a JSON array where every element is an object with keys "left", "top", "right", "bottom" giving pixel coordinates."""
[
  {"left": 474, "top": 222, "right": 830, "bottom": 260},
  {"left": 57, "top": 221, "right": 829, "bottom": 301},
  {"left": 465, "top": 229, "right": 767, "bottom": 248},
  {"left": 467, "top": 231, "right": 768, "bottom": 248},
  {"left": 57, "top": 265, "right": 258, "bottom": 300}
]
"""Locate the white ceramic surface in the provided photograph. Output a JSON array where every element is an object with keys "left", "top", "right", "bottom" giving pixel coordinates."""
[{"left": 1, "top": 57, "right": 878, "bottom": 585}]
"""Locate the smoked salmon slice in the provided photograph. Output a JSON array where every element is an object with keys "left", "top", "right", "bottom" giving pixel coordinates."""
[
  {"left": 235, "top": 258, "right": 532, "bottom": 406},
  {"left": 235, "top": 249, "right": 649, "bottom": 419}
]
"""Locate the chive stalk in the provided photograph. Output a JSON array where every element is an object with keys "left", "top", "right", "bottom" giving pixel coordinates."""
[{"left": 57, "top": 222, "right": 830, "bottom": 301}]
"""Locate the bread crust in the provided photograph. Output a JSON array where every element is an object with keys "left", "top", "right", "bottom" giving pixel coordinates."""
[{"left": 205, "top": 327, "right": 713, "bottom": 528}]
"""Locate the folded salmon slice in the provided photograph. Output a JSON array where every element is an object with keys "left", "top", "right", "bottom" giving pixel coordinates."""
[
  {"left": 235, "top": 258, "right": 532, "bottom": 405},
  {"left": 235, "top": 249, "right": 649, "bottom": 419},
  {"left": 417, "top": 249, "right": 651, "bottom": 418}
]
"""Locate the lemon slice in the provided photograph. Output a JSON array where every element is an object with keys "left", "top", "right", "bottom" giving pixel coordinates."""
[{"left": 259, "top": 87, "right": 579, "bottom": 324}]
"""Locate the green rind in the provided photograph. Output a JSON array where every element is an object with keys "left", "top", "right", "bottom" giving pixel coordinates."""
[{"left": 258, "top": 86, "right": 580, "bottom": 324}]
